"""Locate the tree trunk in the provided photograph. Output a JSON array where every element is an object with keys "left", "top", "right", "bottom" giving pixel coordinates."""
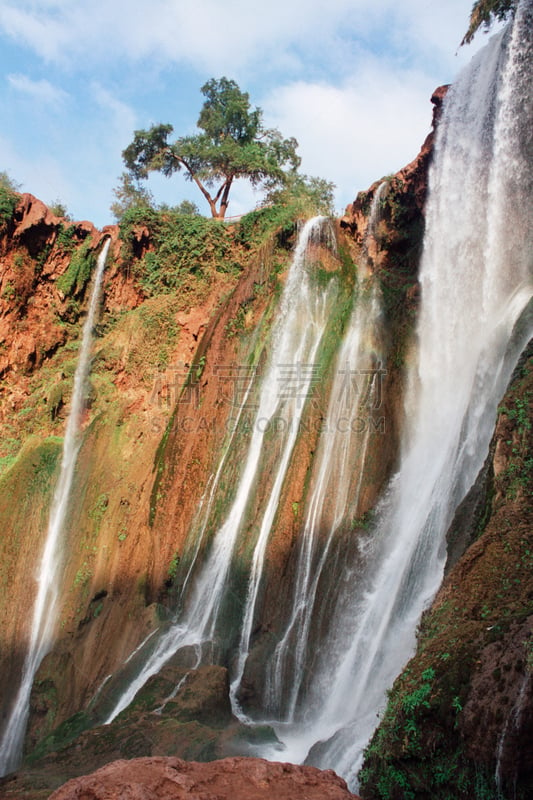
[{"left": 218, "top": 177, "right": 234, "bottom": 219}]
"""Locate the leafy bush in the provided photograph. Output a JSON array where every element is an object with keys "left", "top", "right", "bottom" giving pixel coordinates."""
[
  {"left": 0, "top": 184, "right": 18, "bottom": 232},
  {"left": 462, "top": 0, "right": 518, "bottom": 45},
  {"left": 235, "top": 204, "right": 297, "bottom": 249},
  {"left": 119, "top": 207, "right": 239, "bottom": 295},
  {"left": 57, "top": 240, "right": 96, "bottom": 296}
]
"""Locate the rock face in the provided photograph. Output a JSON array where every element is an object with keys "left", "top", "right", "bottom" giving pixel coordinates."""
[
  {"left": 47, "top": 757, "right": 361, "bottom": 800},
  {"left": 342, "top": 86, "right": 448, "bottom": 243},
  {"left": 0, "top": 193, "right": 119, "bottom": 381}
]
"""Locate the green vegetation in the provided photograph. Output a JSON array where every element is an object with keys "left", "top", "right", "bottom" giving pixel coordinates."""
[
  {"left": 497, "top": 359, "right": 532, "bottom": 500},
  {"left": 111, "top": 171, "right": 200, "bottom": 221},
  {"left": 135, "top": 213, "right": 234, "bottom": 293},
  {"left": 56, "top": 239, "right": 96, "bottom": 296},
  {"left": 88, "top": 492, "right": 109, "bottom": 531},
  {"left": 264, "top": 172, "right": 336, "bottom": 216},
  {"left": 49, "top": 199, "right": 71, "bottom": 219},
  {"left": 0, "top": 171, "right": 19, "bottom": 231},
  {"left": 118, "top": 198, "right": 311, "bottom": 298},
  {"left": 110, "top": 171, "right": 156, "bottom": 220},
  {"left": 167, "top": 551, "right": 180, "bottom": 583},
  {"left": 122, "top": 76, "right": 300, "bottom": 218},
  {"left": 25, "top": 710, "right": 93, "bottom": 766},
  {"left": 359, "top": 647, "right": 486, "bottom": 800},
  {"left": 118, "top": 205, "right": 231, "bottom": 294},
  {"left": 2, "top": 280, "right": 15, "bottom": 301},
  {"left": 56, "top": 223, "right": 78, "bottom": 253},
  {"left": 462, "top": 0, "right": 518, "bottom": 45}
]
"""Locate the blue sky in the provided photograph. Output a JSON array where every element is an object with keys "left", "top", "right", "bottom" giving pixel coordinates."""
[{"left": 0, "top": 0, "right": 491, "bottom": 228}]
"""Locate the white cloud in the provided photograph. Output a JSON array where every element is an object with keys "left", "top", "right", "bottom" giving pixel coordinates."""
[
  {"left": 0, "top": 0, "right": 483, "bottom": 77},
  {"left": 0, "top": 0, "right": 499, "bottom": 225},
  {"left": 7, "top": 73, "right": 68, "bottom": 107},
  {"left": 0, "top": 4, "right": 70, "bottom": 63},
  {"left": 263, "top": 62, "right": 434, "bottom": 211}
]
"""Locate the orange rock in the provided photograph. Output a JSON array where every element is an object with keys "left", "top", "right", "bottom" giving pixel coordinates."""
[{"left": 48, "top": 756, "right": 362, "bottom": 800}]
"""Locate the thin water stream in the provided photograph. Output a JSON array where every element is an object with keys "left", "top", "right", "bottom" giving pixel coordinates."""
[{"left": 0, "top": 238, "right": 111, "bottom": 775}]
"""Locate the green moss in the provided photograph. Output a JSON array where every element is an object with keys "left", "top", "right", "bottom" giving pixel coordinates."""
[{"left": 25, "top": 711, "right": 93, "bottom": 765}]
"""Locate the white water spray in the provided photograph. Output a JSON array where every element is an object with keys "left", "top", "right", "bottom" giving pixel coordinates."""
[
  {"left": 261, "top": 4, "right": 532, "bottom": 787},
  {"left": 104, "top": 217, "right": 338, "bottom": 723},
  {"left": 0, "top": 238, "right": 111, "bottom": 775}
]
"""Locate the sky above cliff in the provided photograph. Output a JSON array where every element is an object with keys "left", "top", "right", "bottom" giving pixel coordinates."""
[{"left": 0, "top": 0, "right": 494, "bottom": 227}]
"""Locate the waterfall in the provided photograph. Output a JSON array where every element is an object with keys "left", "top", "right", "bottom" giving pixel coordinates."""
[
  {"left": 6, "top": 4, "right": 531, "bottom": 786},
  {"left": 260, "top": 2, "right": 532, "bottom": 787},
  {"left": 104, "top": 216, "right": 338, "bottom": 723},
  {"left": 495, "top": 673, "right": 531, "bottom": 795},
  {"left": 0, "top": 238, "right": 111, "bottom": 776},
  {"left": 258, "top": 183, "right": 387, "bottom": 723}
]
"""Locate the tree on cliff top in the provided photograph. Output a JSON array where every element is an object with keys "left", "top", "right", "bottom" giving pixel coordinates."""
[
  {"left": 122, "top": 77, "right": 301, "bottom": 219},
  {"left": 462, "top": 0, "right": 518, "bottom": 44}
]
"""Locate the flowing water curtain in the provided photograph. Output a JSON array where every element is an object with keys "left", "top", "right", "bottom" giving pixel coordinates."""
[
  {"left": 0, "top": 238, "right": 111, "bottom": 776},
  {"left": 257, "top": 3, "right": 532, "bottom": 789},
  {"left": 260, "top": 185, "right": 389, "bottom": 724},
  {"left": 103, "top": 217, "right": 341, "bottom": 724}
]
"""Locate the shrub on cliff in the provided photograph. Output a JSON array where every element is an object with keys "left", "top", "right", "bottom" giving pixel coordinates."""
[
  {"left": 462, "top": 0, "right": 518, "bottom": 44},
  {"left": 0, "top": 171, "right": 20, "bottom": 232}
]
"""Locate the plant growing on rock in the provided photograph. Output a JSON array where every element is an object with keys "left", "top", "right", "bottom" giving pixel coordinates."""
[{"left": 462, "top": 0, "right": 518, "bottom": 44}]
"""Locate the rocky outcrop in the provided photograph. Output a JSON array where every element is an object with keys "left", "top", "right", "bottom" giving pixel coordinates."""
[
  {"left": 341, "top": 86, "right": 448, "bottom": 246},
  {"left": 47, "top": 757, "right": 361, "bottom": 800},
  {"left": 0, "top": 193, "right": 127, "bottom": 382}
]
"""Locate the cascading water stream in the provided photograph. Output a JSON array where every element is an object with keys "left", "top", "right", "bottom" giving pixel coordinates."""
[
  {"left": 0, "top": 238, "right": 111, "bottom": 776},
  {"left": 257, "top": 183, "right": 387, "bottom": 723},
  {"left": 495, "top": 673, "right": 531, "bottom": 795},
  {"left": 104, "top": 216, "right": 338, "bottom": 723},
  {"left": 259, "top": 3, "right": 532, "bottom": 788}
]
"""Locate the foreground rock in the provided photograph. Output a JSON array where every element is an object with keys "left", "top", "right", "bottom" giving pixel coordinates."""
[{"left": 48, "top": 756, "right": 361, "bottom": 800}]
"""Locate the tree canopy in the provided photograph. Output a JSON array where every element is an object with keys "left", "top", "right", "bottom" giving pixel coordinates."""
[
  {"left": 122, "top": 77, "right": 301, "bottom": 219},
  {"left": 461, "top": 0, "right": 518, "bottom": 44}
]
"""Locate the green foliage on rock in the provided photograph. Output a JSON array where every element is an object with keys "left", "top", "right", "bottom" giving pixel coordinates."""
[
  {"left": 49, "top": 199, "right": 71, "bottom": 219},
  {"left": 119, "top": 206, "right": 234, "bottom": 294},
  {"left": 118, "top": 198, "right": 307, "bottom": 297},
  {"left": 57, "top": 240, "right": 96, "bottom": 296},
  {"left": 0, "top": 171, "right": 19, "bottom": 231},
  {"left": 359, "top": 349, "right": 533, "bottom": 800},
  {"left": 462, "top": 0, "right": 518, "bottom": 44}
]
